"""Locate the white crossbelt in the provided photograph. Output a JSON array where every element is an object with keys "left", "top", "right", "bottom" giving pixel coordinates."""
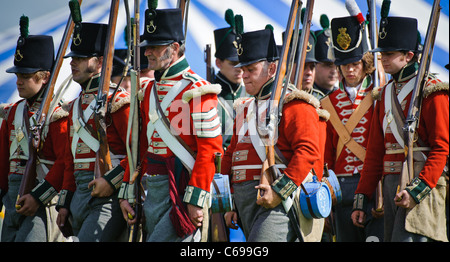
[
  {"left": 147, "top": 79, "right": 195, "bottom": 170},
  {"left": 71, "top": 96, "right": 124, "bottom": 166},
  {"left": 10, "top": 100, "right": 29, "bottom": 159},
  {"left": 10, "top": 100, "right": 54, "bottom": 180},
  {"left": 383, "top": 80, "right": 414, "bottom": 148},
  {"left": 71, "top": 96, "right": 99, "bottom": 155},
  {"left": 383, "top": 80, "right": 428, "bottom": 160}
]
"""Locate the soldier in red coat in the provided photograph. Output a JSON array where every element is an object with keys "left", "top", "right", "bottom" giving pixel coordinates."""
[
  {"left": 56, "top": 22, "right": 129, "bottom": 241},
  {"left": 0, "top": 18, "right": 68, "bottom": 241},
  {"left": 117, "top": 5, "right": 223, "bottom": 242},
  {"left": 222, "top": 27, "right": 323, "bottom": 242},
  {"left": 321, "top": 15, "right": 384, "bottom": 242},
  {"left": 351, "top": 15, "right": 449, "bottom": 242}
]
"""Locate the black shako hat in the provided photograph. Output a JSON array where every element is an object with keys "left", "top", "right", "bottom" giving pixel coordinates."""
[
  {"left": 371, "top": 17, "right": 419, "bottom": 53},
  {"left": 112, "top": 49, "right": 128, "bottom": 77},
  {"left": 112, "top": 47, "right": 149, "bottom": 77},
  {"left": 330, "top": 16, "right": 369, "bottom": 66},
  {"left": 214, "top": 27, "right": 239, "bottom": 62},
  {"left": 7, "top": 35, "right": 55, "bottom": 74},
  {"left": 282, "top": 30, "right": 318, "bottom": 63},
  {"left": 235, "top": 28, "right": 279, "bottom": 67},
  {"left": 140, "top": 8, "right": 185, "bottom": 47},
  {"left": 315, "top": 29, "right": 332, "bottom": 63},
  {"left": 214, "top": 9, "right": 239, "bottom": 62},
  {"left": 314, "top": 14, "right": 333, "bottom": 63},
  {"left": 64, "top": 22, "right": 108, "bottom": 58},
  {"left": 6, "top": 15, "right": 54, "bottom": 74}
]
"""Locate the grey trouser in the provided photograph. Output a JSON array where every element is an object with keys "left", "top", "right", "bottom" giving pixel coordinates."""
[
  {"left": 1, "top": 174, "right": 47, "bottom": 242},
  {"left": 70, "top": 171, "right": 126, "bottom": 242},
  {"left": 382, "top": 174, "right": 431, "bottom": 242},
  {"left": 233, "top": 180, "right": 297, "bottom": 242},
  {"left": 143, "top": 174, "right": 197, "bottom": 242},
  {"left": 334, "top": 175, "right": 384, "bottom": 242}
]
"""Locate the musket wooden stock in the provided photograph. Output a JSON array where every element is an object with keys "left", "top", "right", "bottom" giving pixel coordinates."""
[
  {"left": 258, "top": 0, "right": 302, "bottom": 198},
  {"left": 177, "top": 0, "right": 190, "bottom": 34},
  {"left": 94, "top": 0, "right": 120, "bottom": 178},
  {"left": 399, "top": 0, "right": 441, "bottom": 191},
  {"left": 16, "top": 0, "right": 83, "bottom": 208},
  {"left": 294, "top": 0, "right": 314, "bottom": 90}
]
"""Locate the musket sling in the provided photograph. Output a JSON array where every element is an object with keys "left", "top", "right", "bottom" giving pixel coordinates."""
[{"left": 383, "top": 81, "right": 428, "bottom": 163}]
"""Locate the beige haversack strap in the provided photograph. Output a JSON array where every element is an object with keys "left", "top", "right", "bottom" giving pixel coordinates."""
[{"left": 321, "top": 94, "right": 373, "bottom": 161}]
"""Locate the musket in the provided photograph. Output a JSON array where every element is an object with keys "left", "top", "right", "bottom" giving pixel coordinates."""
[
  {"left": 16, "top": 0, "right": 83, "bottom": 209},
  {"left": 204, "top": 44, "right": 215, "bottom": 82},
  {"left": 93, "top": 0, "right": 120, "bottom": 179},
  {"left": 365, "top": 0, "right": 386, "bottom": 213},
  {"left": 177, "top": 0, "right": 190, "bottom": 36},
  {"left": 257, "top": 0, "right": 306, "bottom": 242},
  {"left": 365, "top": 0, "right": 386, "bottom": 90},
  {"left": 127, "top": 0, "right": 145, "bottom": 242},
  {"left": 293, "top": 0, "right": 314, "bottom": 91},
  {"left": 399, "top": 0, "right": 441, "bottom": 192},
  {"left": 258, "top": 0, "right": 304, "bottom": 192}
]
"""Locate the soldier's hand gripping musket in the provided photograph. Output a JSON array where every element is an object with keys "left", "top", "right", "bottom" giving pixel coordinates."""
[
  {"left": 396, "top": 0, "right": 441, "bottom": 205},
  {"left": 92, "top": 0, "right": 120, "bottom": 180},
  {"left": 16, "top": 0, "right": 82, "bottom": 211},
  {"left": 257, "top": 0, "right": 303, "bottom": 201}
]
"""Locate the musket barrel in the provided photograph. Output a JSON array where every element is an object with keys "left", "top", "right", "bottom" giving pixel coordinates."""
[{"left": 400, "top": 0, "right": 441, "bottom": 190}]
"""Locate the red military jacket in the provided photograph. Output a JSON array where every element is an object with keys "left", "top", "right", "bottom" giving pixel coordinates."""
[
  {"left": 221, "top": 78, "right": 322, "bottom": 200},
  {"left": 355, "top": 64, "right": 449, "bottom": 200},
  {"left": 323, "top": 75, "right": 375, "bottom": 176},
  {"left": 0, "top": 90, "right": 68, "bottom": 205},
  {"left": 120, "top": 56, "right": 223, "bottom": 208},
  {"left": 59, "top": 74, "right": 130, "bottom": 198}
]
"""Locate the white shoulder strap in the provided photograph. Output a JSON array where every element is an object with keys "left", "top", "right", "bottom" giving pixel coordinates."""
[
  {"left": 247, "top": 100, "right": 268, "bottom": 162},
  {"left": 383, "top": 80, "right": 415, "bottom": 148},
  {"left": 147, "top": 79, "right": 195, "bottom": 170},
  {"left": 10, "top": 101, "right": 29, "bottom": 160},
  {"left": 71, "top": 96, "right": 100, "bottom": 157}
]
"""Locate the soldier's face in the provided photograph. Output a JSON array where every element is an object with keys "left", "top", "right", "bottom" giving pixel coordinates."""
[
  {"left": 315, "top": 62, "right": 338, "bottom": 89},
  {"left": 70, "top": 56, "right": 102, "bottom": 84},
  {"left": 144, "top": 43, "right": 178, "bottom": 71},
  {"left": 380, "top": 51, "right": 414, "bottom": 75},
  {"left": 241, "top": 61, "right": 275, "bottom": 96},
  {"left": 340, "top": 60, "right": 364, "bottom": 87},
  {"left": 301, "top": 62, "right": 316, "bottom": 91},
  {"left": 216, "top": 59, "right": 243, "bottom": 84},
  {"left": 15, "top": 72, "right": 49, "bottom": 99}
]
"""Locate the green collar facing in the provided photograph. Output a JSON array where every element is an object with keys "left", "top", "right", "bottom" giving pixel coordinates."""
[
  {"left": 158, "top": 56, "right": 190, "bottom": 80},
  {"left": 255, "top": 77, "right": 275, "bottom": 100},
  {"left": 82, "top": 73, "right": 101, "bottom": 93},
  {"left": 393, "top": 61, "right": 418, "bottom": 83}
]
